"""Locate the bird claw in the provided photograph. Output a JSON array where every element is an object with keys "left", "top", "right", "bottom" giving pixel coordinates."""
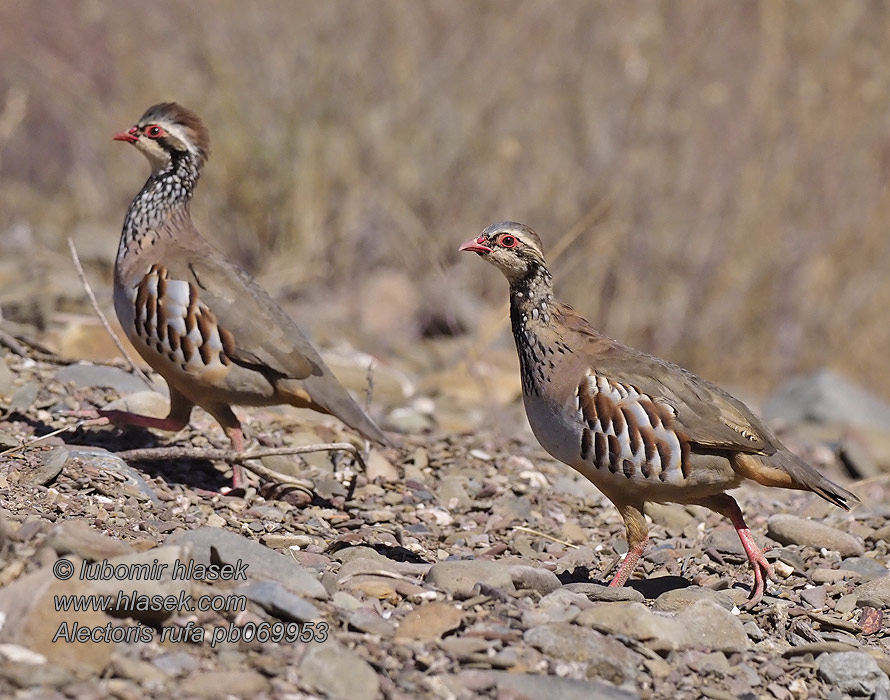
[{"left": 742, "top": 552, "right": 776, "bottom": 608}]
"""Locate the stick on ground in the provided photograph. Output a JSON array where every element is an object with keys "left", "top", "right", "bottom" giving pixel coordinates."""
[{"left": 67, "top": 238, "right": 154, "bottom": 390}]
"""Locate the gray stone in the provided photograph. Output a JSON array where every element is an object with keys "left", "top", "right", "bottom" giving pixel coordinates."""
[
  {"left": 348, "top": 608, "right": 395, "bottom": 638},
  {"left": 45, "top": 519, "right": 134, "bottom": 561},
  {"left": 644, "top": 502, "right": 695, "bottom": 536},
  {"left": 523, "top": 623, "right": 639, "bottom": 685},
  {"left": 855, "top": 575, "right": 890, "bottom": 608},
  {"left": 818, "top": 651, "right": 890, "bottom": 697},
  {"left": 456, "top": 670, "right": 640, "bottom": 700},
  {"left": 20, "top": 447, "right": 67, "bottom": 486},
  {"left": 299, "top": 641, "right": 380, "bottom": 700},
  {"left": 799, "top": 585, "right": 828, "bottom": 609},
  {"left": 425, "top": 560, "right": 515, "bottom": 599},
  {"left": 436, "top": 476, "right": 472, "bottom": 510},
  {"left": 522, "top": 588, "right": 584, "bottom": 627},
  {"left": 576, "top": 602, "right": 680, "bottom": 651},
  {"left": 869, "top": 525, "right": 890, "bottom": 543},
  {"left": 551, "top": 475, "right": 597, "bottom": 500},
  {"left": 690, "top": 651, "right": 730, "bottom": 675},
  {"left": 764, "top": 369, "right": 890, "bottom": 431},
  {"left": 152, "top": 651, "right": 200, "bottom": 675},
  {"left": 166, "top": 526, "right": 328, "bottom": 599},
  {"left": 538, "top": 587, "right": 594, "bottom": 610},
  {"left": 9, "top": 382, "right": 38, "bottom": 413},
  {"left": 743, "top": 621, "right": 765, "bottom": 641},
  {"left": 509, "top": 565, "right": 562, "bottom": 594},
  {"left": 704, "top": 528, "right": 767, "bottom": 557},
  {"left": 66, "top": 446, "right": 159, "bottom": 504},
  {"left": 767, "top": 515, "right": 864, "bottom": 556},
  {"left": 332, "top": 546, "right": 387, "bottom": 563},
  {"left": 55, "top": 363, "right": 158, "bottom": 396},
  {"left": 652, "top": 586, "right": 735, "bottom": 612},
  {"left": 674, "top": 599, "right": 749, "bottom": 652},
  {"left": 0, "top": 660, "right": 73, "bottom": 688},
  {"left": 178, "top": 670, "right": 270, "bottom": 698},
  {"left": 840, "top": 557, "right": 889, "bottom": 582},
  {"left": 238, "top": 581, "right": 319, "bottom": 622},
  {"left": 554, "top": 546, "right": 598, "bottom": 574},
  {"left": 563, "top": 582, "right": 644, "bottom": 602}
]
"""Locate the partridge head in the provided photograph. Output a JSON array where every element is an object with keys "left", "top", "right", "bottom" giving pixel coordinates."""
[
  {"left": 103, "top": 102, "right": 388, "bottom": 489},
  {"left": 461, "top": 221, "right": 858, "bottom": 605}
]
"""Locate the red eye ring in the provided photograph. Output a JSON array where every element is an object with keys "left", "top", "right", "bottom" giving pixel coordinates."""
[
  {"left": 498, "top": 234, "right": 518, "bottom": 248},
  {"left": 145, "top": 125, "right": 163, "bottom": 138}
]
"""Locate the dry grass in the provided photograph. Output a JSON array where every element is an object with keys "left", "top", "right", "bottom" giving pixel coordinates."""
[{"left": 2, "top": 0, "right": 890, "bottom": 396}]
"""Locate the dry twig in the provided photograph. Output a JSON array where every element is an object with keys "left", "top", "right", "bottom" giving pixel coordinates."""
[
  {"left": 115, "top": 442, "right": 366, "bottom": 493},
  {"left": 512, "top": 525, "right": 579, "bottom": 549},
  {"left": 67, "top": 238, "right": 154, "bottom": 390}
]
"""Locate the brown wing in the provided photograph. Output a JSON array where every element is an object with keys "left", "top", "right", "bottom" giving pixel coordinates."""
[
  {"left": 556, "top": 302, "right": 777, "bottom": 457},
  {"left": 156, "top": 219, "right": 324, "bottom": 382}
]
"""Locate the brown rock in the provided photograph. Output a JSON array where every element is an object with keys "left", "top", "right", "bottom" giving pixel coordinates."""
[{"left": 395, "top": 602, "right": 463, "bottom": 642}]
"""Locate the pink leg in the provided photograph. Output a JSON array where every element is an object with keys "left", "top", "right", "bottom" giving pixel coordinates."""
[
  {"left": 225, "top": 425, "right": 246, "bottom": 491},
  {"left": 95, "top": 385, "right": 194, "bottom": 433},
  {"left": 609, "top": 537, "right": 649, "bottom": 587},
  {"left": 608, "top": 503, "right": 649, "bottom": 587},
  {"left": 701, "top": 494, "right": 776, "bottom": 607},
  {"left": 98, "top": 409, "right": 189, "bottom": 432}
]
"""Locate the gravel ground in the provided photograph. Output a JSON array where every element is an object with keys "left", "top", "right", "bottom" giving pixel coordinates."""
[{"left": 0, "top": 348, "right": 888, "bottom": 700}]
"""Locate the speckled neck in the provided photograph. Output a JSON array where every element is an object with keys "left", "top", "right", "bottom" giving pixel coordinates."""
[
  {"left": 509, "top": 265, "right": 555, "bottom": 396},
  {"left": 117, "top": 151, "right": 201, "bottom": 263}
]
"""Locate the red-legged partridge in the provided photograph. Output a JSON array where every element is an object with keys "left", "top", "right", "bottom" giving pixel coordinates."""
[
  {"left": 460, "top": 221, "right": 857, "bottom": 605},
  {"left": 107, "top": 102, "right": 388, "bottom": 487}
]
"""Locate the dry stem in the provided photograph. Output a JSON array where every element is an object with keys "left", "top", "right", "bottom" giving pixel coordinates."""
[{"left": 67, "top": 238, "right": 154, "bottom": 390}]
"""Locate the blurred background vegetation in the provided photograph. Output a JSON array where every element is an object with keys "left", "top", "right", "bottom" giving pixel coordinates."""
[{"left": 2, "top": 0, "right": 890, "bottom": 400}]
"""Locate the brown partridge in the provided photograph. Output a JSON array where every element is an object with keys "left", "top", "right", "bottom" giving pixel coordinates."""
[
  {"left": 460, "top": 221, "right": 857, "bottom": 605},
  {"left": 106, "top": 102, "right": 388, "bottom": 487}
]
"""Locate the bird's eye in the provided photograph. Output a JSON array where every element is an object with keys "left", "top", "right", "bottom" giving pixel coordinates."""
[
  {"left": 498, "top": 234, "right": 518, "bottom": 248},
  {"left": 145, "top": 125, "right": 163, "bottom": 138}
]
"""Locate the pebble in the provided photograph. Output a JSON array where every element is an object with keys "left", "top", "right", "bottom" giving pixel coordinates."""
[
  {"left": 299, "top": 642, "right": 380, "bottom": 700},
  {"left": 673, "top": 599, "right": 750, "bottom": 652},
  {"left": 523, "top": 623, "right": 640, "bottom": 684},
  {"left": 366, "top": 448, "right": 399, "bottom": 482},
  {"left": 67, "top": 446, "right": 160, "bottom": 503},
  {"left": 509, "top": 565, "right": 562, "bottom": 594},
  {"left": 45, "top": 519, "right": 134, "bottom": 561},
  {"left": 811, "top": 568, "right": 858, "bottom": 584},
  {"left": 166, "top": 526, "right": 328, "bottom": 599},
  {"left": 576, "top": 602, "right": 679, "bottom": 651},
  {"left": 152, "top": 651, "right": 200, "bottom": 675},
  {"left": 394, "top": 602, "right": 463, "bottom": 642},
  {"left": 239, "top": 580, "right": 320, "bottom": 622},
  {"left": 855, "top": 575, "right": 890, "bottom": 608},
  {"left": 839, "top": 557, "right": 888, "bottom": 581},
  {"left": 644, "top": 502, "right": 696, "bottom": 536},
  {"left": 348, "top": 608, "right": 396, "bottom": 638},
  {"left": 652, "top": 586, "right": 735, "bottom": 612},
  {"left": 457, "top": 669, "right": 641, "bottom": 700},
  {"left": 178, "top": 670, "right": 269, "bottom": 698},
  {"left": 564, "top": 582, "right": 644, "bottom": 602},
  {"left": 817, "top": 651, "right": 890, "bottom": 698},
  {"left": 425, "top": 560, "right": 515, "bottom": 598},
  {"left": 868, "top": 524, "right": 890, "bottom": 543},
  {"left": 767, "top": 515, "right": 864, "bottom": 556},
  {"left": 799, "top": 585, "right": 827, "bottom": 609},
  {"left": 56, "top": 364, "right": 156, "bottom": 396},
  {"left": 20, "top": 447, "right": 68, "bottom": 486}
]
